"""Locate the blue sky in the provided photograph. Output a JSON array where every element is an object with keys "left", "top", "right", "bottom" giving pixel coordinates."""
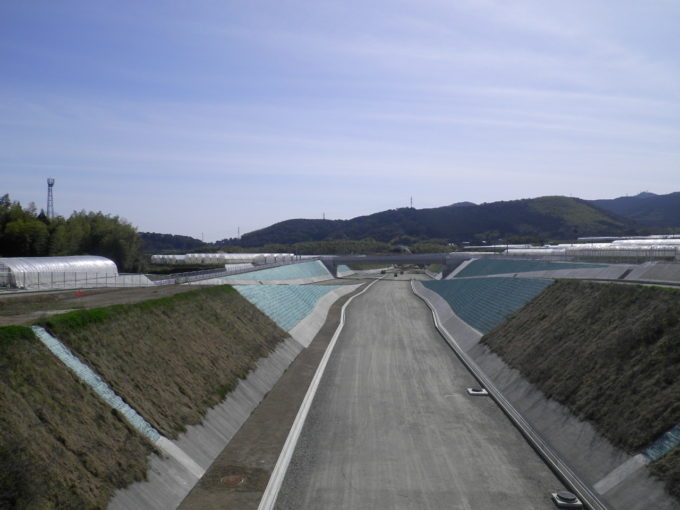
[{"left": 2, "top": 1, "right": 679, "bottom": 241}]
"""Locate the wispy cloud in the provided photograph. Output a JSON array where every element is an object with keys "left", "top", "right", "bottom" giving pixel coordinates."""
[{"left": 1, "top": 0, "right": 679, "bottom": 239}]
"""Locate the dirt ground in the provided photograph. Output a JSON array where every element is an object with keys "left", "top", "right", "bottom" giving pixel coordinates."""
[{"left": 0, "top": 284, "right": 212, "bottom": 326}]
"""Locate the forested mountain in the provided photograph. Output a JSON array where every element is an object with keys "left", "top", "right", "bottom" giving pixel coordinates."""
[
  {"left": 589, "top": 192, "right": 680, "bottom": 227},
  {"left": 4, "top": 191, "right": 678, "bottom": 262},
  {"left": 236, "top": 196, "right": 638, "bottom": 247}
]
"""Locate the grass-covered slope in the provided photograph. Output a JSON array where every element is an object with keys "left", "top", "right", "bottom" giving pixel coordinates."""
[
  {"left": 0, "top": 326, "right": 153, "bottom": 510},
  {"left": 36, "top": 285, "right": 288, "bottom": 438},
  {"left": 652, "top": 446, "right": 680, "bottom": 500},
  {"left": 482, "top": 281, "right": 680, "bottom": 497}
]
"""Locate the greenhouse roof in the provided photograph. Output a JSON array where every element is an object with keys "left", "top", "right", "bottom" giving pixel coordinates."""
[{"left": 0, "top": 256, "right": 118, "bottom": 274}]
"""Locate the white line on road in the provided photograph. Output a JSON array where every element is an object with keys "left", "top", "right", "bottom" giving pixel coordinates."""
[{"left": 257, "top": 277, "right": 382, "bottom": 510}]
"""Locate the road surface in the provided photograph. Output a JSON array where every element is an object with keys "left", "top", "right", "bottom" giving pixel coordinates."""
[{"left": 275, "top": 276, "right": 564, "bottom": 509}]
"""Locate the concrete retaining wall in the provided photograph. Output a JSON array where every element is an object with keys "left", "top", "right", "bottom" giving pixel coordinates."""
[
  {"left": 625, "top": 262, "right": 680, "bottom": 283},
  {"left": 336, "top": 265, "right": 355, "bottom": 277}
]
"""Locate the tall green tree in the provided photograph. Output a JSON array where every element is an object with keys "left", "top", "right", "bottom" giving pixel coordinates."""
[{"left": 0, "top": 195, "right": 146, "bottom": 272}]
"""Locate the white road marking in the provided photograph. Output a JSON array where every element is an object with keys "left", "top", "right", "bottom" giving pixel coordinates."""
[{"left": 257, "top": 277, "right": 382, "bottom": 510}]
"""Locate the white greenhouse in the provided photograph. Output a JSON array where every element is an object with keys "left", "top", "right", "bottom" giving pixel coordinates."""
[
  {"left": 0, "top": 256, "right": 119, "bottom": 290},
  {"left": 505, "top": 243, "right": 679, "bottom": 261},
  {"left": 150, "top": 252, "right": 297, "bottom": 266}
]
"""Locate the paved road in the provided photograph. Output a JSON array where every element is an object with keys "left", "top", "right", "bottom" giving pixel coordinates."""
[{"left": 275, "top": 278, "right": 564, "bottom": 509}]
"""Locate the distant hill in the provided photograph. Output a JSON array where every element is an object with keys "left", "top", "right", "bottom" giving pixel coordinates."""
[
  {"left": 238, "top": 196, "right": 637, "bottom": 246},
  {"left": 589, "top": 192, "right": 680, "bottom": 227},
  {"left": 140, "top": 232, "right": 206, "bottom": 253}
]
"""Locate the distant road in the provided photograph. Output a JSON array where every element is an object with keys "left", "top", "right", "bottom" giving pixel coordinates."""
[{"left": 274, "top": 276, "right": 563, "bottom": 510}]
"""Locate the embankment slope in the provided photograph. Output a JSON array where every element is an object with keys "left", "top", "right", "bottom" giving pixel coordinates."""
[
  {"left": 1, "top": 285, "right": 291, "bottom": 508},
  {"left": 36, "top": 286, "right": 288, "bottom": 439},
  {"left": 0, "top": 325, "right": 153, "bottom": 510},
  {"left": 482, "top": 280, "right": 680, "bottom": 501}
]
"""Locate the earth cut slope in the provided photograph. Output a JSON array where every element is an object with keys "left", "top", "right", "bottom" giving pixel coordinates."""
[{"left": 482, "top": 280, "right": 680, "bottom": 500}]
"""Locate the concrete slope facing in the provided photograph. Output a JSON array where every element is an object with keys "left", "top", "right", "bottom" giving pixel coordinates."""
[
  {"left": 187, "top": 261, "right": 334, "bottom": 286},
  {"left": 445, "top": 257, "right": 476, "bottom": 278},
  {"left": 235, "top": 284, "right": 360, "bottom": 347},
  {"left": 625, "top": 262, "right": 680, "bottom": 283},
  {"left": 336, "top": 264, "right": 355, "bottom": 277},
  {"left": 454, "top": 258, "right": 606, "bottom": 278},
  {"left": 413, "top": 280, "right": 482, "bottom": 351},
  {"left": 274, "top": 280, "right": 565, "bottom": 509},
  {"left": 483, "top": 265, "right": 632, "bottom": 280},
  {"left": 225, "top": 261, "right": 334, "bottom": 285},
  {"left": 422, "top": 277, "right": 553, "bottom": 334}
]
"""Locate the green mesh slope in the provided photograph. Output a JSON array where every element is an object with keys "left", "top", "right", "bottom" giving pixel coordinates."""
[
  {"left": 234, "top": 284, "right": 341, "bottom": 331},
  {"left": 455, "top": 258, "right": 605, "bottom": 278},
  {"left": 423, "top": 277, "right": 554, "bottom": 333},
  {"left": 224, "top": 260, "right": 331, "bottom": 281}
]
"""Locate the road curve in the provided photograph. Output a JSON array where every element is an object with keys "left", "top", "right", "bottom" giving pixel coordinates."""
[{"left": 274, "top": 277, "right": 564, "bottom": 509}]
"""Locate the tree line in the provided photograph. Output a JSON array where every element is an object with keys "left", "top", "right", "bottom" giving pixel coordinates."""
[{"left": 0, "top": 194, "right": 145, "bottom": 272}]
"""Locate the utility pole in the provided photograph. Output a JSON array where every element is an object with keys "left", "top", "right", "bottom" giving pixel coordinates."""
[{"left": 410, "top": 196, "right": 413, "bottom": 208}]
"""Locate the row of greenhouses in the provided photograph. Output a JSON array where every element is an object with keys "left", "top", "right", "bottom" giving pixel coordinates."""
[
  {"left": 150, "top": 253, "right": 298, "bottom": 266},
  {"left": 505, "top": 242, "right": 679, "bottom": 261}
]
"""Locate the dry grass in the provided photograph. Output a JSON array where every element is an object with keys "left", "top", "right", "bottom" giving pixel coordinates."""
[
  {"left": 0, "top": 326, "right": 153, "bottom": 510},
  {"left": 36, "top": 285, "right": 288, "bottom": 438},
  {"left": 0, "top": 284, "right": 290, "bottom": 508},
  {"left": 482, "top": 280, "right": 680, "bottom": 501},
  {"left": 651, "top": 445, "right": 680, "bottom": 500}
]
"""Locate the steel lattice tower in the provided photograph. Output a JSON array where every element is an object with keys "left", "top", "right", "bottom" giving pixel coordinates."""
[{"left": 47, "top": 178, "right": 55, "bottom": 219}]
